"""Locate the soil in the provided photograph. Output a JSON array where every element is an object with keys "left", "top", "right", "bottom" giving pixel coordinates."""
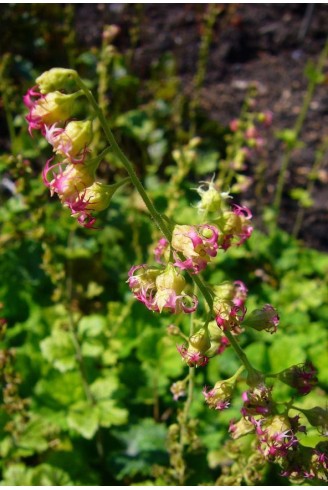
[
  {"left": 75, "top": 3, "right": 328, "bottom": 251},
  {"left": 1, "top": 4, "right": 327, "bottom": 251}
]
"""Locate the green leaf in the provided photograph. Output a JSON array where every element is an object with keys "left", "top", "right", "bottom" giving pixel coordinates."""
[
  {"left": 67, "top": 401, "right": 99, "bottom": 440},
  {"left": 79, "top": 314, "right": 107, "bottom": 338},
  {"left": 97, "top": 400, "right": 128, "bottom": 428},
  {"left": 290, "top": 188, "right": 314, "bottom": 208},
  {"left": 90, "top": 375, "right": 119, "bottom": 401},
  {"left": 40, "top": 330, "right": 76, "bottom": 372},
  {"left": 28, "top": 464, "right": 73, "bottom": 486},
  {"left": 304, "top": 61, "right": 325, "bottom": 84}
]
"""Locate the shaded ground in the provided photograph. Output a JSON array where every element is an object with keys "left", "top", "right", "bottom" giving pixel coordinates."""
[
  {"left": 75, "top": 3, "right": 328, "bottom": 251},
  {"left": 1, "top": 4, "right": 327, "bottom": 250}
]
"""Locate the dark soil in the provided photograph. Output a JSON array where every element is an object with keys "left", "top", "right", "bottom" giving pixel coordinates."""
[
  {"left": 74, "top": 3, "right": 328, "bottom": 252},
  {"left": 1, "top": 4, "right": 327, "bottom": 250}
]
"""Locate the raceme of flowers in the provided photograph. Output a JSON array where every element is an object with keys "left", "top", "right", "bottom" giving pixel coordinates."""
[
  {"left": 24, "top": 68, "right": 127, "bottom": 228},
  {"left": 24, "top": 68, "right": 326, "bottom": 484}
]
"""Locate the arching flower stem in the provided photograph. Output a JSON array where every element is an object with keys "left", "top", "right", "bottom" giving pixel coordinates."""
[{"left": 74, "top": 74, "right": 257, "bottom": 378}]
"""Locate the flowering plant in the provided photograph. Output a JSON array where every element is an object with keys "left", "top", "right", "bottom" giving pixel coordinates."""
[{"left": 17, "top": 67, "right": 328, "bottom": 485}]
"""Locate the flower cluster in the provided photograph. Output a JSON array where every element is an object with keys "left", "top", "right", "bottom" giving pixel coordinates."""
[
  {"left": 213, "top": 280, "right": 248, "bottom": 333},
  {"left": 213, "top": 280, "right": 279, "bottom": 336},
  {"left": 227, "top": 373, "right": 326, "bottom": 483},
  {"left": 24, "top": 68, "right": 127, "bottom": 228},
  {"left": 127, "top": 263, "right": 198, "bottom": 314},
  {"left": 203, "top": 379, "right": 235, "bottom": 411},
  {"left": 194, "top": 180, "right": 254, "bottom": 251},
  {"left": 172, "top": 224, "right": 219, "bottom": 273}
]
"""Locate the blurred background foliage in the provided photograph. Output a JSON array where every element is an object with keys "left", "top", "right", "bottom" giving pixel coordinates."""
[{"left": 0, "top": 4, "right": 327, "bottom": 486}]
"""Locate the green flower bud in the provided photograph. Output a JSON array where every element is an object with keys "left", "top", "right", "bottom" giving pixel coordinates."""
[
  {"left": 36, "top": 68, "right": 78, "bottom": 94},
  {"left": 33, "top": 91, "right": 80, "bottom": 125},
  {"left": 189, "top": 327, "right": 211, "bottom": 353},
  {"left": 81, "top": 179, "right": 130, "bottom": 213},
  {"left": 243, "top": 305, "right": 279, "bottom": 333}
]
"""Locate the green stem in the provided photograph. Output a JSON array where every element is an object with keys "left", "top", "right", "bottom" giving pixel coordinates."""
[
  {"left": 224, "top": 330, "right": 259, "bottom": 383},
  {"left": 75, "top": 77, "right": 171, "bottom": 239},
  {"left": 183, "top": 292, "right": 197, "bottom": 420}
]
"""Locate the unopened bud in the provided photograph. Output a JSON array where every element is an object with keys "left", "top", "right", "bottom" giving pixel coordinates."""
[
  {"left": 243, "top": 304, "right": 279, "bottom": 334},
  {"left": 170, "top": 380, "right": 187, "bottom": 401},
  {"left": 277, "top": 362, "right": 318, "bottom": 396},
  {"left": 299, "top": 407, "right": 328, "bottom": 435},
  {"left": 189, "top": 327, "right": 211, "bottom": 353},
  {"left": 33, "top": 91, "right": 80, "bottom": 126},
  {"left": 203, "top": 377, "right": 236, "bottom": 410},
  {"left": 36, "top": 68, "right": 78, "bottom": 94},
  {"left": 229, "top": 417, "right": 255, "bottom": 439}
]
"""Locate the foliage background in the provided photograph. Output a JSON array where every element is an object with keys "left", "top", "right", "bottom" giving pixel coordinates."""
[{"left": 0, "top": 4, "right": 327, "bottom": 486}]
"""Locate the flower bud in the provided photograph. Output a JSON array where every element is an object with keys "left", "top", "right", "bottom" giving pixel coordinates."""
[
  {"left": 172, "top": 224, "right": 219, "bottom": 274},
  {"left": 156, "top": 264, "right": 185, "bottom": 294},
  {"left": 229, "top": 417, "right": 255, "bottom": 439},
  {"left": 66, "top": 178, "right": 130, "bottom": 228},
  {"left": 203, "top": 378, "right": 236, "bottom": 410},
  {"left": 300, "top": 407, "right": 328, "bottom": 435},
  {"left": 36, "top": 68, "right": 78, "bottom": 94},
  {"left": 195, "top": 180, "right": 231, "bottom": 214},
  {"left": 277, "top": 362, "right": 318, "bottom": 396},
  {"left": 42, "top": 158, "right": 95, "bottom": 198},
  {"left": 189, "top": 327, "right": 211, "bottom": 353},
  {"left": 177, "top": 344, "right": 209, "bottom": 368},
  {"left": 170, "top": 380, "right": 187, "bottom": 401},
  {"left": 215, "top": 204, "right": 253, "bottom": 250},
  {"left": 128, "top": 264, "right": 198, "bottom": 314},
  {"left": 243, "top": 304, "right": 279, "bottom": 334},
  {"left": 78, "top": 180, "right": 128, "bottom": 213},
  {"left": 25, "top": 90, "right": 80, "bottom": 133},
  {"left": 241, "top": 384, "right": 273, "bottom": 417},
  {"left": 213, "top": 281, "right": 247, "bottom": 332},
  {"left": 45, "top": 120, "right": 93, "bottom": 160}
]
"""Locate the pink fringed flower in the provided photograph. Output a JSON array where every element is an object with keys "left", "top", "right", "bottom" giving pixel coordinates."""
[
  {"left": 203, "top": 380, "right": 234, "bottom": 410},
  {"left": 218, "top": 204, "right": 253, "bottom": 251},
  {"left": 176, "top": 344, "right": 209, "bottom": 368},
  {"left": 23, "top": 88, "right": 77, "bottom": 135},
  {"left": 278, "top": 362, "right": 318, "bottom": 396},
  {"left": 42, "top": 158, "right": 95, "bottom": 198},
  {"left": 243, "top": 304, "right": 279, "bottom": 334},
  {"left": 241, "top": 384, "right": 273, "bottom": 418},
  {"left": 44, "top": 120, "right": 92, "bottom": 163},
  {"left": 154, "top": 237, "right": 169, "bottom": 264},
  {"left": 255, "top": 415, "right": 299, "bottom": 460},
  {"left": 214, "top": 280, "right": 248, "bottom": 333},
  {"left": 172, "top": 224, "right": 219, "bottom": 274}
]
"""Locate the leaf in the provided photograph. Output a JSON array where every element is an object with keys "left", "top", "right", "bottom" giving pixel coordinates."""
[
  {"left": 67, "top": 401, "right": 99, "bottom": 440},
  {"left": 40, "top": 330, "right": 76, "bottom": 372},
  {"left": 28, "top": 464, "right": 73, "bottom": 486},
  {"left": 90, "top": 375, "right": 119, "bottom": 401},
  {"left": 97, "top": 400, "right": 128, "bottom": 428},
  {"left": 35, "top": 371, "right": 84, "bottom": 408},
  {"left": 78, "top": 314, "right": 107, "bottom": 338}
]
